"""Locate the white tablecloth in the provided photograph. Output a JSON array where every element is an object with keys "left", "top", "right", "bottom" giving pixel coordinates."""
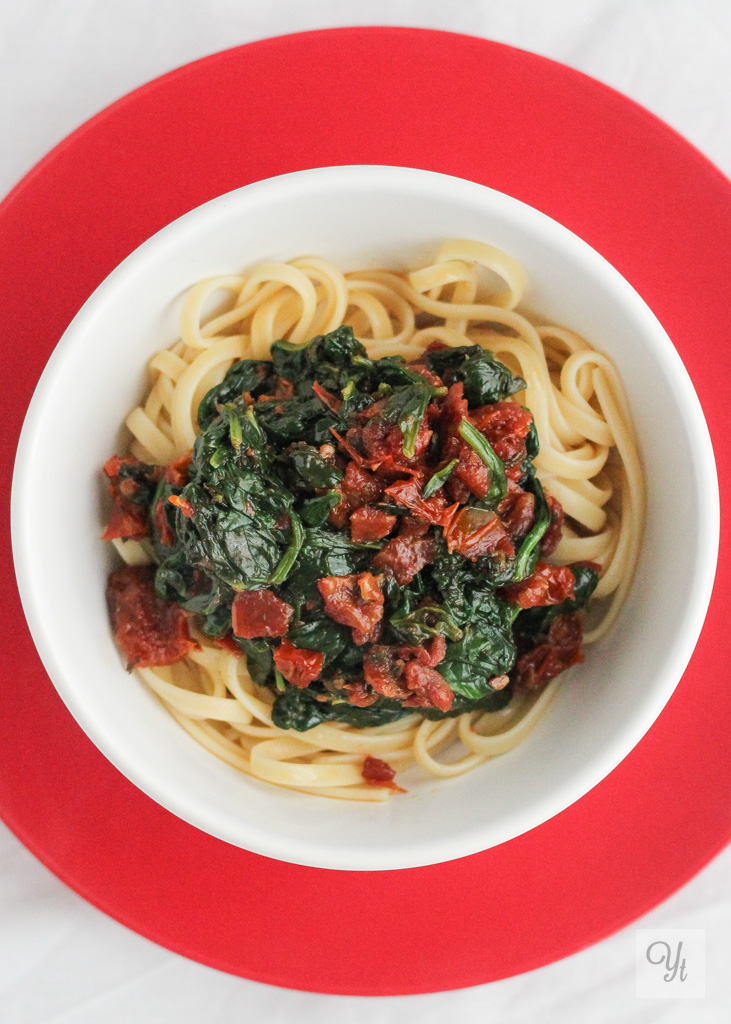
[{"left": 2, "top": 2, "right": 729, "bottom": 1020}]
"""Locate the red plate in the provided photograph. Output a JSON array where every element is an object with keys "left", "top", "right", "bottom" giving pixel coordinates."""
[{"left": 2, "top": 28, "right": 730, "bottom": 995}]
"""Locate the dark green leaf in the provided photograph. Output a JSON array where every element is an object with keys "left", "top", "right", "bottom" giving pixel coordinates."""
[
  {"left": 389, "top": 603, "right": 463, "bottom": 644},
  {"left": 197, "top": 359, "right": 272, "bottom": 428},
  {"left": 287, "top": 444, "right": 343, "bottom": 489},
  {"left": 299, "top": 491, "right": 342, "bottom": 526},
  {"left": 422, "top": 458, "right": 458, "bottom": 499},
  {"left": 458, "top": 418, "right": 507, "bottom": 503}
]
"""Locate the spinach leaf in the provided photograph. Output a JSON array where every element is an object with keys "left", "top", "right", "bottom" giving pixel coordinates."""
[
  {"left": 271, "top": 686, "right": 411, "bottom": 732},
  {"left": 286, "top": 613, "right": 352, "bottom": 666},
  {"left": 287, "top": 444, "right": 343, "bottom": 489},
  {"left": 438, "top": 623, "right": 516, "bottom": 700},
  {"left": 458, "top": 418, "right": 507, "bottom": 503},
  {"left": 197, "top": 359, "right": 273, "bottom": 428},
  {"left": 174, "top": 480, "right": 289, "bottom": 590},
  {"left": 271, "top": 326, "right": 368, "bottom": 382},
  {"left": 422, "top": 685, "right": 513, "bottom": 719},
  {"left": 424, "top": 344, "right": 525, "bottom": 404},
  {"left": 389, "top": 603, "right": 463, "bottom": 644},
  {"left": 513, "top": 471, "right": 551, "bottom": 581},
  {"left": 515, "top": 563, "right": 600, "bottom": 642},
  {"left": 299, "top": 491, "right": 342, "bottom": 526},
  {"left": 271, "top": 674, "right": 514, "bottom": 731},
  {"left": 154, "top": 548, "right": 229, "bottom": 617},
  {"left": 422, "top": 458, "right": 458, "bottom": 499},
  {"left": 235, "top": 637, "right": 274, "bottom": 684},
  {"left": 380, "top": 382, "right": 436, "bottom": 458}
]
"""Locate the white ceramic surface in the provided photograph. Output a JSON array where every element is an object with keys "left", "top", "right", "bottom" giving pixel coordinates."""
[{"left": 10, "top": 166, "right": 719, "bottom": 871}]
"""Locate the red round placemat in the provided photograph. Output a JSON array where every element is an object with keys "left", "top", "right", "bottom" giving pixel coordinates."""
[{"left": 2, "top": 28, "right": 729, "bottom": 995}]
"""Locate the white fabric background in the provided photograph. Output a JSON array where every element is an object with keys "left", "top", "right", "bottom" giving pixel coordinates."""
[{"left": 1, "top": 2, "right": 729, "bottom": 1021}]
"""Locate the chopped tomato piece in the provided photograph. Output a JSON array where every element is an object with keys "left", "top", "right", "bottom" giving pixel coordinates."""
[
  {"left": 395, "top": 634, "right": 447, "bottom": 668},
  {"left": 452, "top": 442, "right": 491, "bottom": 500},
  {"left": 312, "top": 381, "right": 342, "bottom": 414},
  {"left": 399, "top": 515, "right": 431, "bottom": 538},
  {"left": 102, "top": 502, "right": 150, "bottom": 542},
  {"left": 165, "top": 452, "right": 192, "bottom": 487},
  {"left": 444, "top": 508, "right": 514, "bottom": 561},
  {"left": 384, "top": 478, "right": 455, "bottom": 528},
  {"left": 107, "top": 565, "right": 197, "bottom": 668},
  {"left": 362, "top": 754, "right": 405, "bottom": 792},
  {"left": 232, "top": 589, "right": 293, "bottom": 638},
  {"left": 344, "top": 682, "right": 378, "bottom": 707},
  {"left": 409, "top": 362, "right": 445, "bottom": 387},
  {"left": 402, "top": 661, "right": 454, "bottom": 712},
  {"left": 361, "top": 416, "right": 432, "bottom": 462},
  {"left": 500, "top": 561, "right": 575, "bottom": 609},
  {"left": 168, "top": 494, "right": 195, "bottom": 518},
  {"left": 472, "top": 402, "right": 533, "bottom": 472},
  {"left": 213, "top": 633, "right": 244, "bottom": 657},
  {"left": 329, "top": 461, "right": 385, "bottom": 528},
  {"left": 372, "top": 534, "right": 437, "bottom": 585},
  {"left": 101, "top": 456, "right": 158, "bottom": 541},
  {"left": 350, "top": 505, "right": 397, "bottom": 543},
  {"left": 153, "top": 499, "right": 174, "bottom": 546},
  {"left": 541, "top": 494, "right": 565, "bottom": 556},
  {"left": 514, "top": 612, "right": 584, "bottom": 690},
  {"left": 317, "top": 572, "right": 384, "bottom": 645},
  {"left": 363, "top": 646, "right": 410, "bottom": 699},
  {"left": 498, "top": 488, "right": 535, "bottom": 538},
  {"left": 274, "top": 639, "right": 325, "bottom": 688}
]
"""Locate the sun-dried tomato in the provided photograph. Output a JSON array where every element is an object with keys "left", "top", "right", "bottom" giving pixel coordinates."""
[
  {"left": 273, "top": 639, "right": 325, "bottom": 688},
  {"left": 500, "top": 561, "right": 575, "bottom": 609},
  {"left": 372, "top": 534, "right": 438, "bottom": 585},
  {"left": 329, "top": 461, "right": 385, "bottom": 528},
  {"left": 398, "top": 516, "right": 431, "bottom": 538},
  {"left": 361, "top": 755, "right": 405, "bottom": 792},
  {"left": 361, "top": 416, "right": 433, "bottom": 464},
  {"left": 153, "top": 499, "right": 174, "bottom": 546},
  {"left": 407, "top": 363, "right": 444, "bottom": 387},
  {"left": 441, "top": 381, "right": 469, "bottom": 438},
  {"left": 107, "top": 564, "right": 197, "bottom": 668},
  {"left": 164, "top": 452, "right": 192, "bottom": 487},
  {"left": 395, "top": 634, "right": 447, "bottom": 668},
  {"left": 402, "top": 661, "right": 454, "bottom": 712},
  {"left": 444, "top": 508, "right": 514, "bottom": 561},
  {"left": 318, "top": 572, "right": 385, "bottom": 645},
  {"left": 344, "top": 682, "right": 378, "bottom": 707},
  {"left": 312, "top": 381, "right": 342, "bottom": 415},
  {"left": 513, "top": 611, "right": 584, "bottom": 690},
  {"left": 384, "top": 478, "right": 456, "bottom": 528},
  {"left": 541, "top": 494, "right": 565, "bottom": 556},
  {"left": 498, "top": 488, "right": 535, "bottom": 538},
  {"left": 363, "top": 646, "right": 410, "bottom": 699},
  {"left": 101, "top": 456, "right": 158, "bottom": 541},
  {"left": 350, "top": 505, "right": 397, "bottom": 543},
  {"left": 168, "top": 494, "right": 195, "bottom": 518},
  {"left": 231, "top": 589, "right": 293, "bottom": 638},
  {"left": 213, "top": 633, "right": 244, "bottom": 657},
  {"left": 472, "top": 402, "right": 533, "bottom": 472},
  {"left": 452, "top": 442, "right": 491, "bottom": 500}
]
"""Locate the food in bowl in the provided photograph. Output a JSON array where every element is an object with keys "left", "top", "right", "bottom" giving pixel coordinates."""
[{"left": 102, "top": 239, "right": 644, "bottom": 800}]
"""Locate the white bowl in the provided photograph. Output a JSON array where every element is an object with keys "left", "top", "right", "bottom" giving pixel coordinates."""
[{"left": 11, "top": 166, "right": 719, "bottom": 870}]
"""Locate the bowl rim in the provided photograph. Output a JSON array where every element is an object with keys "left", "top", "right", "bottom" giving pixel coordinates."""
[{"left": 10, "top": 164, "right": 720, "bottom": 870}]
